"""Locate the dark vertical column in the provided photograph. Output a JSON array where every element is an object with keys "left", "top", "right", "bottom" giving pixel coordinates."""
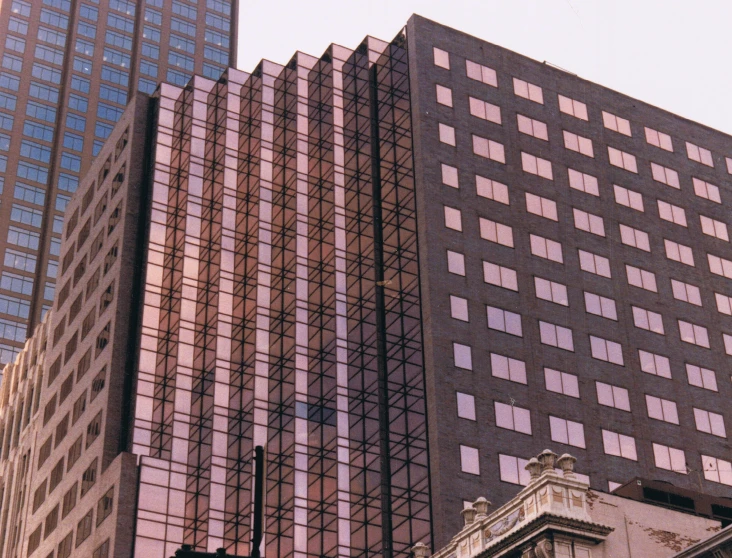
[{"left": 369, "top": 62, "right": 394, "bottom": 558}]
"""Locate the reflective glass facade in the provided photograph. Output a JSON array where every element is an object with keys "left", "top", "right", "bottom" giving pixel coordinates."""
[{"left": 0, "top": 0, "right": 239, "bottom": 362}]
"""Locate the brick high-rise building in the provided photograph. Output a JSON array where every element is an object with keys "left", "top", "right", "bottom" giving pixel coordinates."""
[
  {"left": 2, "top": 14, "right": 732, "bottom": 558},
  {"left": 0, "top": 0, "right": 239, "bottom": 363}
]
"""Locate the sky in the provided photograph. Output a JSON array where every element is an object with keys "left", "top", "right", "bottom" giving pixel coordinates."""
[{"left": 236, "top": 0, "right": 732, "bottom": 136}]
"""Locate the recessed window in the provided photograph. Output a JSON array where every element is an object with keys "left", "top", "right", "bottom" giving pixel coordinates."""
[
  {"left": 650, "top": 162, "right": 680, "bottom": 189},
  {"left": 535, "top": 277, "right": 568, "bottom": 306},
  {"left": 645, "top": 127, "right": 673, "bottom": 151},
  {"left": 435, "top": 84, "right": 453, "bottom": 107},
  {"left": 444, "top": 206, "right": 462, "bottom": 231},
  {"left": 447, "top": 251, "right": 465, "bottom": 276},
  {"left": 665, "top": 240, "right": 694, "bottom": 266},
  {"left": 499, "top": 454, "right": 530, "bottom": 485},
  {"left": 453, "top": 342, "right": 472, "bottom": 370},
  {"left": 549, "top": 416, "right": 586, "bottom": 448},
  {"left": 725, "top": 334, "right": 732, "bottom": 356},
  {"left": 456, "top": 392, "right": 476, "bottom": 420},
  {"left": 607, "top": 146, "right": 637, "bottom": 172},
  {"left": 450, "top": 295, "right": 469, "bottom": 321},
  {"left": 469, "top": 97, "right": 501, "bottom": 124},
  {"left": 495, "top": 401, "right": 532, "bottom": 434},
  {"left": 479, "top": 218, "right": 513, "bottom": 247},
  {"left": 619, "top": 224, "right": 650, "bottom": 252},
  {"left": 602, "top": 430, "right": 637, "bottom": 460},
  {"left": 539, "top": 321, "right": 574, "bottom": 351},
  {"left": 433, "top": 47, "right": 450, "bottom": 69},
  {"left": 573, "top": 208, "right": 605, "bottom": 236},
  {"left": 578, "top": 250, "right": 611, "bottom": 278},
  {"left": 585, "top": 292, "right": 617, "bottom": 320},
  {"left": 702, "top": 455, "right": 732, "bottom": 486},
  {"left": 596, "top": 382, "right": 630, "bottom": 411},
  {"left": 558, "top": 95, "right": 588, "bottom": 120},
  {"left": 544, "top": 368, "right": 579, "bottom": 398},
  {"left": 521, "top": 152, "right": 553, "bottom": 179},
  {"left": 460, "top": 445, "right": 480, "bottom": 475},
  {"left": 563, "top": 130, "right": 593, "bottom": 157},
  {"left": 513, "top": 77, "right": 543, "bottom": 103},
  {"left": 590, "top": 336, "right": 624, "bottom": 365},
  {"left": 693, "top": 178, "right": 721, "bottom": 203},
  {"left": 653, "top": 443, "right": 686, "bottom": 474},
  {"left": 700, "top": 215, "right": 729, "bottom": 241},
  {"left": 487, "top": 306, "right": 522, "bottom": 336},
  {"left": 441, "top": 163, "right": 459, "bottom": 188},
  {"left": 639, "top": 350, "right": 671, "bottom": 379},
  {"left": 466, "top": 59, "right": 498, "bottom": 87},
  {"left": 530, "top": 235, "right": 563, "bottom": 263},
  {"left": 678, "top": 319, "right": 710, "bottom": 348},
  {"left": 686, "top": 363, "right": 718, "bottom": 391},
  {"left": 484, "top": 261, "right": 518, "bottom": 291},
  {"left": 632, "top": 306, "right": 664, "bottom": 334},
  {"left": 716, "top": 292, "right": 732, "bottom": 315},
  {"left": 671, "top": 279, "right": 702, "bottom": 306},
  {"left": 517, "top": 114, "right": 548, "bottom": 140},
  {"left": 475, "top": 175, "right": 509, "bottom": 204},
  {"left": 439, "top": 123, "right": 456, "bottom": 146},
  {"left": 567, "top": 168, "right": 599, "bottom": 196},
  {"left": 658, "top": 200, "right": 687, "bottom": 227},
  {"left": 709, "top": 254, "right": 732, "bottom": 278},
  {"left": 472, "top": 135, "right": 505, "bottom": 163},
  {"left": 626, "top": 265, "right": 657, "bottom": 292},
  {"left": 686, "top": 141, "right": 714, "bottom": 167},
  {"left": 694, "top": 408, "right": 726, "bottom": 437},
  {"left": 526, "top": 192, "right": 558, "bottom": 220},
  {"left": 491, "top": 353, "right": 527, "bottom": 384},
  {"left": 602, "top": 111, "right": 631, "bottom": 136},
  {"left": 646, "top": 394, "right": 679, "bottom": 424},
  {"left": 727, "top": 157, "right": 732, "bottom": 174},
  {"left": 614, "top": 185, "right": 644, "bottom": 211}
]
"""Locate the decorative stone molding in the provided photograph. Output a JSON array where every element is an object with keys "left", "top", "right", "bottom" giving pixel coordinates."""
[{"left": 415, "top": 450, "right": 613, "bottom": 558}]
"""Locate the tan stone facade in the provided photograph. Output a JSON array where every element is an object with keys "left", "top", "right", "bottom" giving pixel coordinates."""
[{"left": 421, "top": 450, "right": 728, "bottom": 558}]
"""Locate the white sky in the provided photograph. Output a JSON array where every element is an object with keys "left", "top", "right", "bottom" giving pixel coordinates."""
[{"left": 236, "top": 0, "right": 732, "bottom": 136}]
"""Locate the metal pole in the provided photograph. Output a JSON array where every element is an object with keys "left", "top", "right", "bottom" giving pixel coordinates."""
[{"left": 250, "top": 445, "right": 264, "bottom": 558}]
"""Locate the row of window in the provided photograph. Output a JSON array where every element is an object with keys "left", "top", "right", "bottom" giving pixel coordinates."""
[
  {"left": 432, "top": 46, "right": 729, "bottom": 172},
  {"left": 455, "top": 391, "right": 725, "bottom": 437},
  {"left": 459, "top": 447, "right": 732, "bottom": 488}
]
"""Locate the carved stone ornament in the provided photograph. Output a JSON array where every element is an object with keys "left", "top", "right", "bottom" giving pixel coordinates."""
[
  {"left": 534, "top": 539, "right": 554, "bottom": 558},
  {"left": 473, "top": 496, "right": 491, "bottom": 517},
  {"left": 412, "top": 542, "right": 430, "bottom": 557},
  {"left": 556, "top": 453, "right": 577, "bottom": 478},
  {"left": 525, "top": 457, "right": 542, "bottom": 480},
  {"left": 537, "top": 449, "right": 558, "bottom": 474},
  {"left": 461, "top": 505, "right": 477, "bottom": 526}
]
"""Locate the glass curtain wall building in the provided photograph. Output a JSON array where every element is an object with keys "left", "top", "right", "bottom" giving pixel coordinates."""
[
  {"left": 2, "top": 13, "right": 732, "bottom": 558},
  {"left": 0, "top": 0, "right": 239, "bottom": 364}
]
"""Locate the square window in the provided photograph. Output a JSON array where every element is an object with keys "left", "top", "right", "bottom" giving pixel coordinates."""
[
  {"left": 436, "top": 84, "right": 453, "bottom": 107},
  {"left": 441, "top": 163, "right": 458, "bottom": 188},
  {"left": 526, "top": 192, "right": 557, "bottom": 220},
  {"left": 495, "top": 401, "right": 532, "bottom": 434},
  {"left": 476, "top": 175, "right": 509, "bottom": 204},
  {"left": 499, "top": 454, "right": 530, "bottom": 485},
  {"left": 479, "top": 218, "right": 513, "bottom": 247},
  {"left": 614, "top": 185, "right": 644, "bottom": 211},
  {"left": 567, "top": 168, "right": 599, "bottom": 196},
  {"left": 456, "top": 392, "right": 476, "bottom": 421},
  {"left": 639, "top": 350, "right": 671, "bottom": 379},
  {"left": 444, "top": 206, "right": 462, "bottom": 231},
  {"left": 466, "top": 59, "right": 497, "bottom": 87},
  {"left": 544, "top": 368, "right": 579, "bottom": 397},
  {"left": 650, "top": 162, "right": 680, "bottom": 189},
  {"left": 517, "top": 114, "right": 548, "bottom": 140},
  {"left": 460, "top": 445, "right": 480, "bottom": 475},
  {"left": 602, "top": 111, "right": 631, "bottom": 136},
  {"left": 447, "top": 251, "right": 465, "bottom": 276},
  {"left": 469, "top": 97, "right": 501, "bottom": 124},
  {"left": 450, "top": 295, "right": 469, "bottom": 322},
  {"left": 433, "top": 47, "right": 450, "bottom": 69},
  {"left": 472, "top": 135, "right": 505, "bottom": 163},
  {"left": 483, "top": 261, "right": 518, "bottom": 291},
  {"left": 653, "top": 443, "right": 686, "bottom": 474},
  {"left": 549, "top": 416, "right": 586, "bottom": 448},
  {"left": 607, "top": 146, "right": 637, "bottom": 173},
  {"left": 602, "top": 430, "right": 637, "bottom": 460},
  {"left": 521, "top": 152, "right": 553, "bottom": 179},
  {"left": 558, "top": 95, "right": 588, "bottom": 120},
  {"left": 645, "top": 127, "right": 673, "bottom": 151},
  {"left": 531, "top": 235, "right": 563, "bottom": 263},
  {"left": 646, "top": 394, "right": 679, "bottom": 424},
  {"left": 438, "top": 123, "right": 456, "bottom": 146},
  {"left": 513, "top": 78, "right": 543, "bottom": 103},
  {"left": 535, "top": 277, "right": 568, "bottom": 306},
  {"left": 453, "top": 342, "right": 472, "bottom": 370},
  {"left": 491, "top": 353, "right": 527, "bottom": 384}
]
